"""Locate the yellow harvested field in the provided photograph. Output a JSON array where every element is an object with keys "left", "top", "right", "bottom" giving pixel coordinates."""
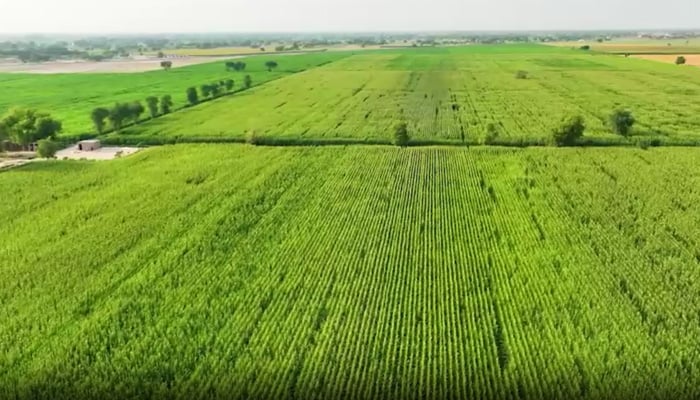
[
  {"left": 548, "top": 38, "right": 700, "bottom": 54},
  {"left": 163, "top": 46, "right": 272, "bottom": 56},
  {"left": 631, "top": 54, "right": 700, "bottom": 66}
]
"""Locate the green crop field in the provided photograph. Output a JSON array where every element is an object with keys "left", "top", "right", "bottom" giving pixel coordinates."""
[
  {"left": 2, "top": 144, "right": 700, "bottom": 399},
  {"left": 117, "top": 45, "right": 700, "bottom": 144},
  {"left": 0, "top": 52, "right": 349, "bottom": 138}
]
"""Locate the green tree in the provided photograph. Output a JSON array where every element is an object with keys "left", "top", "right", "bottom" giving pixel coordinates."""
[
  {"left": 186, "top": 87, "right": 199, "bottom": 105},
  {"left": 160, "top": 60, "right": 172, "bottom": 70},
  {"left": 393, "top": 122, "right": 409, "bottom": 146},
  {"left": 553, "top": 115, "right": 585, "bottom": 146},
  {"left": 244, "top": 75, "right": 252, "bottom": 89},
  {"left": 108, "top": 103, "right": 131, "bottom": 131},
  {"left": 37, "top": 139, "right": 59, "bottom": 158},
  {"left": 160, "top": 95, "right": 173, "bottom": 114},
  {"left": 610, "top": 109, "right": 635, "bottom": 136},
  {"left": 0, "top": 108, "right": 62, "bottom": 149},
  {"left": 265, "top": 60, "right": 278, "bottom": 72},
  {"left": 224, "top": 79, "right": 234, "bottom": 91},
  {"left": 201, "top": 84, "right": 212, "bottom": 98},
  {"left": 210, "top": 83, "right": 221, "bottom": 97},
  {"left": 676, "top": 56, "right": 687, "bottom": 65},
  {"left": 146, "top": 96, "right": 159, "bottom": 118},
  {"left": 90, "top": 107, "right": 110, "bottom": 134},
  {"left": 129, "top": 102, "right": 145, "bottom": 123}
]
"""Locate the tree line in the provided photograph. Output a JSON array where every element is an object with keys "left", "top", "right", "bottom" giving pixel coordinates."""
[
  {"left": 91, "top": 95, "right": 174, "bottom": 134},
  {"left": 186, "top": 75, "right": 252, "bottom": 106}
]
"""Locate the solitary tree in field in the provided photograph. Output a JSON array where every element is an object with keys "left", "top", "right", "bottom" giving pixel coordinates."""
[
  {"left": 0, "top": 108, "right": 62, "bottom": 149},
  {"left": 515, "top": 70, "right": 529, "bottom": 79},
  {"left": 146, "top": 96, "right": 159, "bottom": 118},
  {"left": 90, "top": 107, "right": 110, "bottom": 134},
  {"left": 160, "top": 95, "right": 173, "bottom": 114},
  {"left": 265, "top": 60, "right": 278, "bottom": 72},
  {"left": 224, "top": 79, "right": 234, "bottom": 91},
  {"left": 186, "top": 87, "right": 199, "bottom": 105},
  {"left": 610, "top": 109, "right": 635, "bottom": 137},
  {"left": 552, "top": 115, "right": 585, "bottom": 146},
  {"left": 676, "top": 56, "right": 687, "bottom": 65},
  {"left": 244, "top": 75, "right": 252, "bottom": 89},
  {"left": 160, "top": 60, "right": 173, "bottom": 70},
  {"left": 393, "top": 122, "right": 409, "bottom": 146}
]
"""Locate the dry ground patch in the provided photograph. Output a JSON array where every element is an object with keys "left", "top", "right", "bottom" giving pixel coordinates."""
[
  {"left": 0, "top": 56, "right": 237, "bottom": 74},
  {"left": 631, "top": 54, "right": 700, "bottom": 67}
]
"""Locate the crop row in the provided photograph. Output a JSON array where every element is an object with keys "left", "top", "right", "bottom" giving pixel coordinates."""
[{"left": 1, "top": 145, "right": 700, "bottom": 398}]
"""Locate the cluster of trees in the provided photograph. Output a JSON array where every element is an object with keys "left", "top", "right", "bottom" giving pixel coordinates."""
[
  {"left": 553, "top": 109, "right": 636, "bottom": 146},
  {"left": 91, "top": 95, "right": 173, "bottom": 134},
  {"left": 0, "top": 108, "right": 62, "bottom": 156},
  {"left": 225, "top": 61, "right": 246, "bottom": 71},
  {"left": 186, "top": 76, "right": 251, "bottom": 106}
]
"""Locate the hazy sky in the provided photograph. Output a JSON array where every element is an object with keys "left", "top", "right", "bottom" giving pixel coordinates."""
[{"left": 1, "top": 0, "right": 698, "bottom": 33}]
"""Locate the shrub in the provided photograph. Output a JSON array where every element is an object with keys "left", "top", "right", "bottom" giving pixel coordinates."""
[
  {"left": 580, "top": 45, "right": 591, "bottom": 51},
  {"left": 485, "top": 123, "right": 500, "bottom": 144},
  {"left": 552, "top": 116, "right": 585, "bottom": 146},
  {"left": 515, "top": 70, "right": 529, "bottom": 79},
  {"left": 246, "top": 130, "right": 260, "bottom": 145},
  {"left": 610, "top": 109, "right": 635, "bottom": 137},
  {"left": 37, "top": 139, "right": 59, "bottom": 158},
  {"left": 676, "top": 56, "right": 687, "bottom": 65},
  {"left": 393, "top": 122, "right": 409, "bottom": 147}
]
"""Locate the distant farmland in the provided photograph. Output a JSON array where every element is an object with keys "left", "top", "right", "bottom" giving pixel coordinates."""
[
  {"left": 0, "top": 52, "right": 350, "bottom": 138},
  {"left": 2, "top": 144, "right": 700, "bottom": 398},
  {"left": 118, "top": 45, "right": 700, "bottom": 144}
]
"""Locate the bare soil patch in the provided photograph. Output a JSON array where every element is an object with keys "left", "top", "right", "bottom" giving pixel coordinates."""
[
  {"left": 631, "top": 54, "right": 700, "bottom": 66},
  {"left": 0, "top": 56, "right": 235, "bottom": 74},
  {"left": 56, "top": 145, "right": 140, "bottom": 160}
]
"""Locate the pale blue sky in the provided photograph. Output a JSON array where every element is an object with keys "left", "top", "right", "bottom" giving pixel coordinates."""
[{"left": 1, "top": 0, "right": 698, "bottom": 33}]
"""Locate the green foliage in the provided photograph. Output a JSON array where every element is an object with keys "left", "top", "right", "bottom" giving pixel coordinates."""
[
  {"left": 186, "top": 87, "right": 199, "bottom": 105},
  {"left": 265, "top": 60, "right": 279, "bottom": 72},
  {"left": 90, "top": 107, "right": 110, "bottom": 134},
  {"left": 36, "top": 138, "right": 59, "bottom": 158},
  {"left": 160, "top": 60, "right": 173, "bottom": 70},
  {"left": 224, "top": 79, "right": 234, "bottom": 91},
  {"left": 1, "top": 145, "right": 700, "bottom": 397},
  {"left": 117, "top": 47, "right": 700, "bottom": 144},
  {"left": 515, "top": 70, "right": 529, "bottom": 79},
  {"left": 610, "top": 109, "right": 636, "bottom": 137},
  {"left": 485, "top": 123, "right": 500, "bottom": 144},
  {"left": 553, "top": 115, "right": 585, "bottom": 146},
  {"left": 0, "top": 107, "right": 62, "bottom": 147},
  {"left": 0, "top": 52, "right": 349, "bottom": 137},
  {"left": 393, "top": 122, "right": 409, "bottom": 146},
  {"left": 225, "top": 61, "right": 246, "bottom": 71},
  {"left": 676, "top": 56, "right": 686, "bottom": 65},
  {"left": 580, "top": 45, "right": 591, "bottom": 50},
  {"left": 244, "top": 74, "right": 252, "bottom": 89},
  {"left": 146, "top": 96, "right": 159, "bottom": 118},
  {"left": 160, "top": 95, "right": 173, "bottom": 114}
]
